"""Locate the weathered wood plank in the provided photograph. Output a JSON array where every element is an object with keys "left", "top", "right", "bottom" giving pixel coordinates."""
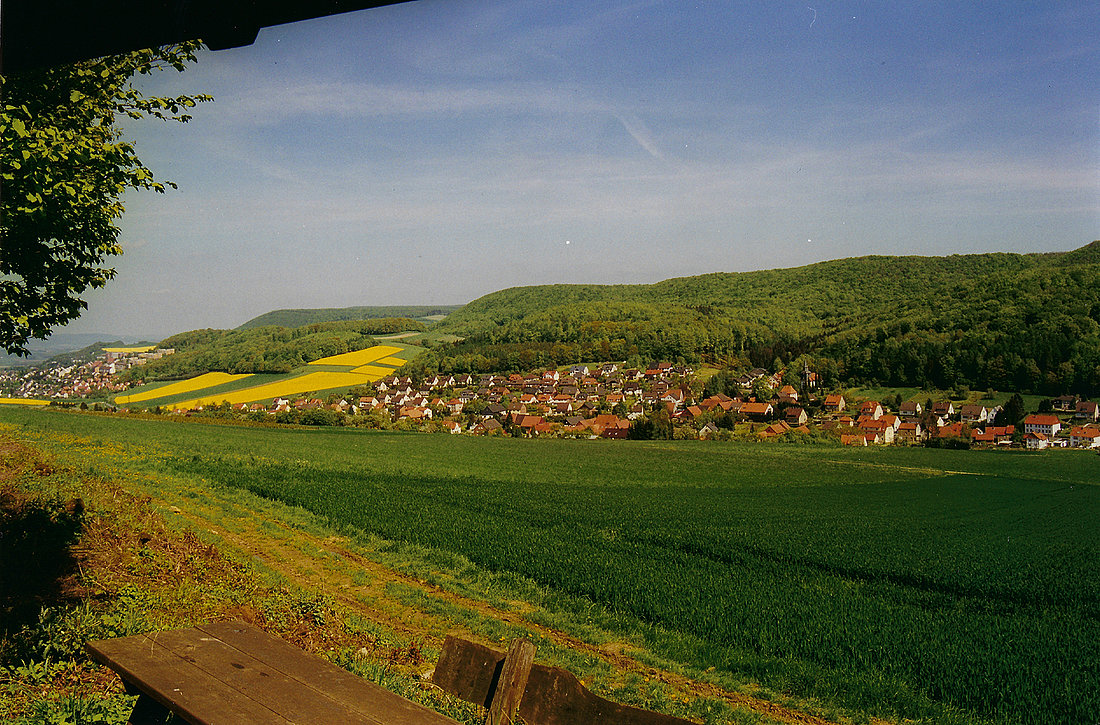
[
  {"left": 485, "top": 638, "right": 536, "bottom": 725},
  {"left": 87, "top": 634, "right": 293, "bottom": 725},
  {"left": 199, "top": 621, "right": 459, "bottom": 725},
  {"left": 433, "top": 635, "right": 505, "bottom": 709},
  {"left": 145, "top": 626, "right": 381, "bottom": 725},
  {"left": 88, "top": 622, "right": 461, "bottom": 725},
  {"left": 433, "top": 636, "right": 697, "bottom": 725}
]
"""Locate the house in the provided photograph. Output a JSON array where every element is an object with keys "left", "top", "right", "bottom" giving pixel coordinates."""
[
  {"left": 972, "top": 425, "right": 1015, "bottom": 446},
  {"left": 681, "top": 405, "right": 705, "bottom": 422},
  {"left": 759, "top": 421, "right": 792, "bottom": 439},
  {"left": 898, "top": 401, "right": 922, "bottom": 418},
  {"left": 1052, "top": 394, "right": 1079, "bottom": 412},
  {"left": 1023, "top": 414, "right": 1061, "bottom": 437},
  {"left": 1074, "top": 401, "right": 1099, "bottom": 421},
  {"left": 859, "top": 401, "right": 883, "bottom": 420},
  {"left": 937, "top": 422, "right": 968, "bottom": 440},
  {"left": 698, "top": 421, "right": 721, "bottom": 439},
  {"left": 443, "top": 420, "right": 463, "bottom": 434},
  {"left": 879, "top": 414, "right": 901, "bottom": 432},
  {"left": 740, "top": 402, "right": 773, "bottom": 420},
  {"left": 784, "top": 407, "right": 808, "bottom": 426},
  {"left": 660, "top": 388, "right": 686, "bottom": 410},
  {"left": 397, "top": 406, "right": 432, "bottom": 420},
  {"left": 896, "top": 421, "right": 923, "bottom": 444},
  {"left": 959, "top": 405, "right": 989, "bottom": 424},
  {"left": 858, "top": 418, "right": 894, "bottom": 444},
  {"left": 1023, "top": 431, "right": 1049, "bottom": 450},
  {"left": 778, "top": 385, "right": 799, "bottom": 401},
  {"left": 931, "top": 401, "right": 955, "bottom": 418},
  {"left": 1068, "top": 426, "right": 1100, "bottom": 448},
  {"left": 474, "top": 418, "right": 503, "bottom": 435},
  {"left": 840, "top": 433, "right": 867, "bottom": 446}
]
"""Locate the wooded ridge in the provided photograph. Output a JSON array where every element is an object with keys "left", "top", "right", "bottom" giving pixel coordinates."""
[{"left": 424, "top": 242, "right": 1100, "bottom": 395}]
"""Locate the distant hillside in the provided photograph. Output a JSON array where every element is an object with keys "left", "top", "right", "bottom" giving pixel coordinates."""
[
  {"left": 238, "top": 305, "right": 462, "bottom": 329},
  {"left": 120, "top": 319, "right": 426, "bottom": 383},
  {"left": 428, "top": 242, "right": 1100, "bottom": 395}
]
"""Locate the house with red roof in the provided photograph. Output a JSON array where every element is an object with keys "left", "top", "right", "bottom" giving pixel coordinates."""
[
  {"left": 1023, "top": 414, "right": 1061, "bottom": 437},
  {"left": 859, "top": 401, "right": 883, "bottom": 420},
  {"left": 1068, "top": 426, "right": 1100, "bottom": 448}
]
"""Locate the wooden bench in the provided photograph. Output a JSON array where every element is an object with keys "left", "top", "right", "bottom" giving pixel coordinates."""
[
  {"left": 431, "top": 635, "right": 695, "bottom": 725},
  {"left": 86, "top": 621, "right": 461, "bottom": 725},
  {"left": 88, "top": 621, "right": 695, "bottom": 725}
]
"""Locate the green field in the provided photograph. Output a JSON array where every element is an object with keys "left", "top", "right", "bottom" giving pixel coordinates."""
[{"left": 2, "top": 407, "right": 1096, "bottom": 724}]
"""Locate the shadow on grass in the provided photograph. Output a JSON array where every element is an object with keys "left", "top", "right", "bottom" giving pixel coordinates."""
[{"left": 0, "top": 485, "right": 86, "bottom": 649}]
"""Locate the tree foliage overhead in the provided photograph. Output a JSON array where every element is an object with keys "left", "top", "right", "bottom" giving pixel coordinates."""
[
  {"left": 1, "top": 43, "right": 210, "bottom": 356},
  {"left": 426, "top": 243, "right": 1100, "bottom": 395}
]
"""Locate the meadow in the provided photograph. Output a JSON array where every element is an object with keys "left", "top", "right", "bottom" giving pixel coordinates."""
[{"left": 2, "top": 407, "right": 1096, "bottom": 725}]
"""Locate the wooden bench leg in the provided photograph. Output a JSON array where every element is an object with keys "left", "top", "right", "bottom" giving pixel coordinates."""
[
  {"left": 123, "top": 685, "right": 174, "bottom": 725},
  {"left": 485, "top": 638, "right": 536, "bottom": 725}
]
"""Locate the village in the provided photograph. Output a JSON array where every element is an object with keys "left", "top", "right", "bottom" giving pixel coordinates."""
[
  {"left": 5, "top": 346, "right": 1099, "bottom": 449},
  {"left": 0, "top": 347, "right": 175, "bottom": 400},
  {"left": 171, "top": 361, "right": 1100, "bottom": 450}
]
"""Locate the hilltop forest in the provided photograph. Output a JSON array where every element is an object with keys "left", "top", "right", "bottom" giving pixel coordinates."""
[{"left": 422, "top": 242, "right": 1100, "bottom": 395}]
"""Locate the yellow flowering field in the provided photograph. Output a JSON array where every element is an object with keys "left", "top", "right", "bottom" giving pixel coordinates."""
[
  {"left": 0, "top": 398, "right": 49, "bottom": 406},
  {"left": 349, "top": 364, "right": 396, "bottom": 377},
  {"left": 168, "top": 371, "right": 386, "bottom": 410},
  {"left": 307, "top": 345, "right": 403, "bottom": 367},
  {"left": 103, "top": 346, "right": 156, "bottom": 354},
  {"left": 116, "top": 372, "right": 252, "bottom": 405},
  {"left": 376, "top": 356, "right": 407, "bottom": 367}
]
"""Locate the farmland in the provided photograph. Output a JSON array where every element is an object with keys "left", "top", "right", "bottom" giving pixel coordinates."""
[
  {"left": 2, "top": 407, "right": 1097, "bottom": 724},
  {"left": 112, "top": 344, "right": 414, "bottom": 410}
]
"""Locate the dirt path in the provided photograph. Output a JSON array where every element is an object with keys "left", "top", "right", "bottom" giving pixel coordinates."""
[{"left": 160, "top": 490, "right": 886, "bottom": 725}]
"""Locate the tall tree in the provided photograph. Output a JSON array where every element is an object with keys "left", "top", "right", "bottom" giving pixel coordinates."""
[{"left": 1, "top": 43, "right": 210, "bottom": 355}]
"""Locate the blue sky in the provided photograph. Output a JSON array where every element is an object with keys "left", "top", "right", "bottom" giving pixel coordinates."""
[{"left": 64, "top": 0, "right": 1099, "bottom": 339}]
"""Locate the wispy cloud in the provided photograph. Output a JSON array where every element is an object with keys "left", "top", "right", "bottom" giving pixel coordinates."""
[{"left": 615, "top": 113, "right": 664, "bottom": 160}]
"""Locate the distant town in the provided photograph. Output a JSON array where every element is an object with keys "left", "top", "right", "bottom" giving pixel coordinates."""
[
  {"left": 4, "top": 347, "right": 1098, "bottom": 450},
  {"left": 0, "top": 347, "right": 174, "bottom": 399}
]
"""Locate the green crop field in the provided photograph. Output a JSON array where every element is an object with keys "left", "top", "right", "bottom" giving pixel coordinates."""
[{"left": 2, "top": 407, "right": 1096, "bottom": 725}]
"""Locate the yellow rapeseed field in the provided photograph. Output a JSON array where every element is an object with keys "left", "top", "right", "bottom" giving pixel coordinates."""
[
  {"left": 376, "top": 356, "right": 407, "bottom": 367},
  {"left": 307, "top": 345, "right": 403, "bottom": 367},
  {"left": 0, "top": 398, "right": 49, "bottom": 406},
  {"left": 168, "top": 371, "right": 384, "bottom": 410},
  {"left": 116, "top": 372, "right": 252, "bottom": 405},
  {"left": 349, "top": 364, "right": 395, "bottom": 377},
  {"left": 103, "top": 346, "right": 156, "bottom": 354}
]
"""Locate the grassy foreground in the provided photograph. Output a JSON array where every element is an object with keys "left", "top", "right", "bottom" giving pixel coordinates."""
[{"left": 2, "top": 407, "right": 1098, "bottom": 724}]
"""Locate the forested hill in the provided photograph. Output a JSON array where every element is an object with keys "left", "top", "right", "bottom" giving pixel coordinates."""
[
  {"left": 427, "top": 242, "right": 1100, "bottom": 395},
  {"left": 237, "top": 305, "right": 461, "bottom": 329}
]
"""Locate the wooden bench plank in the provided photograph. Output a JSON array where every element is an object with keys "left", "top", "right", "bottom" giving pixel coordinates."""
[
  {"left": 433, "top": 636, "right": 696, "bottom": 725},
  {"left": 146, "top": 626, "right": 383, "bottom": 725},
  {"left": 199, "top": 621, "right": 459, "bottom": 725},
  {"left": 88, "top": 634, "right": 293, "bottom": 725},
  {"left": 88, "top": 622, "right": 460, "bottom": 725}
]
